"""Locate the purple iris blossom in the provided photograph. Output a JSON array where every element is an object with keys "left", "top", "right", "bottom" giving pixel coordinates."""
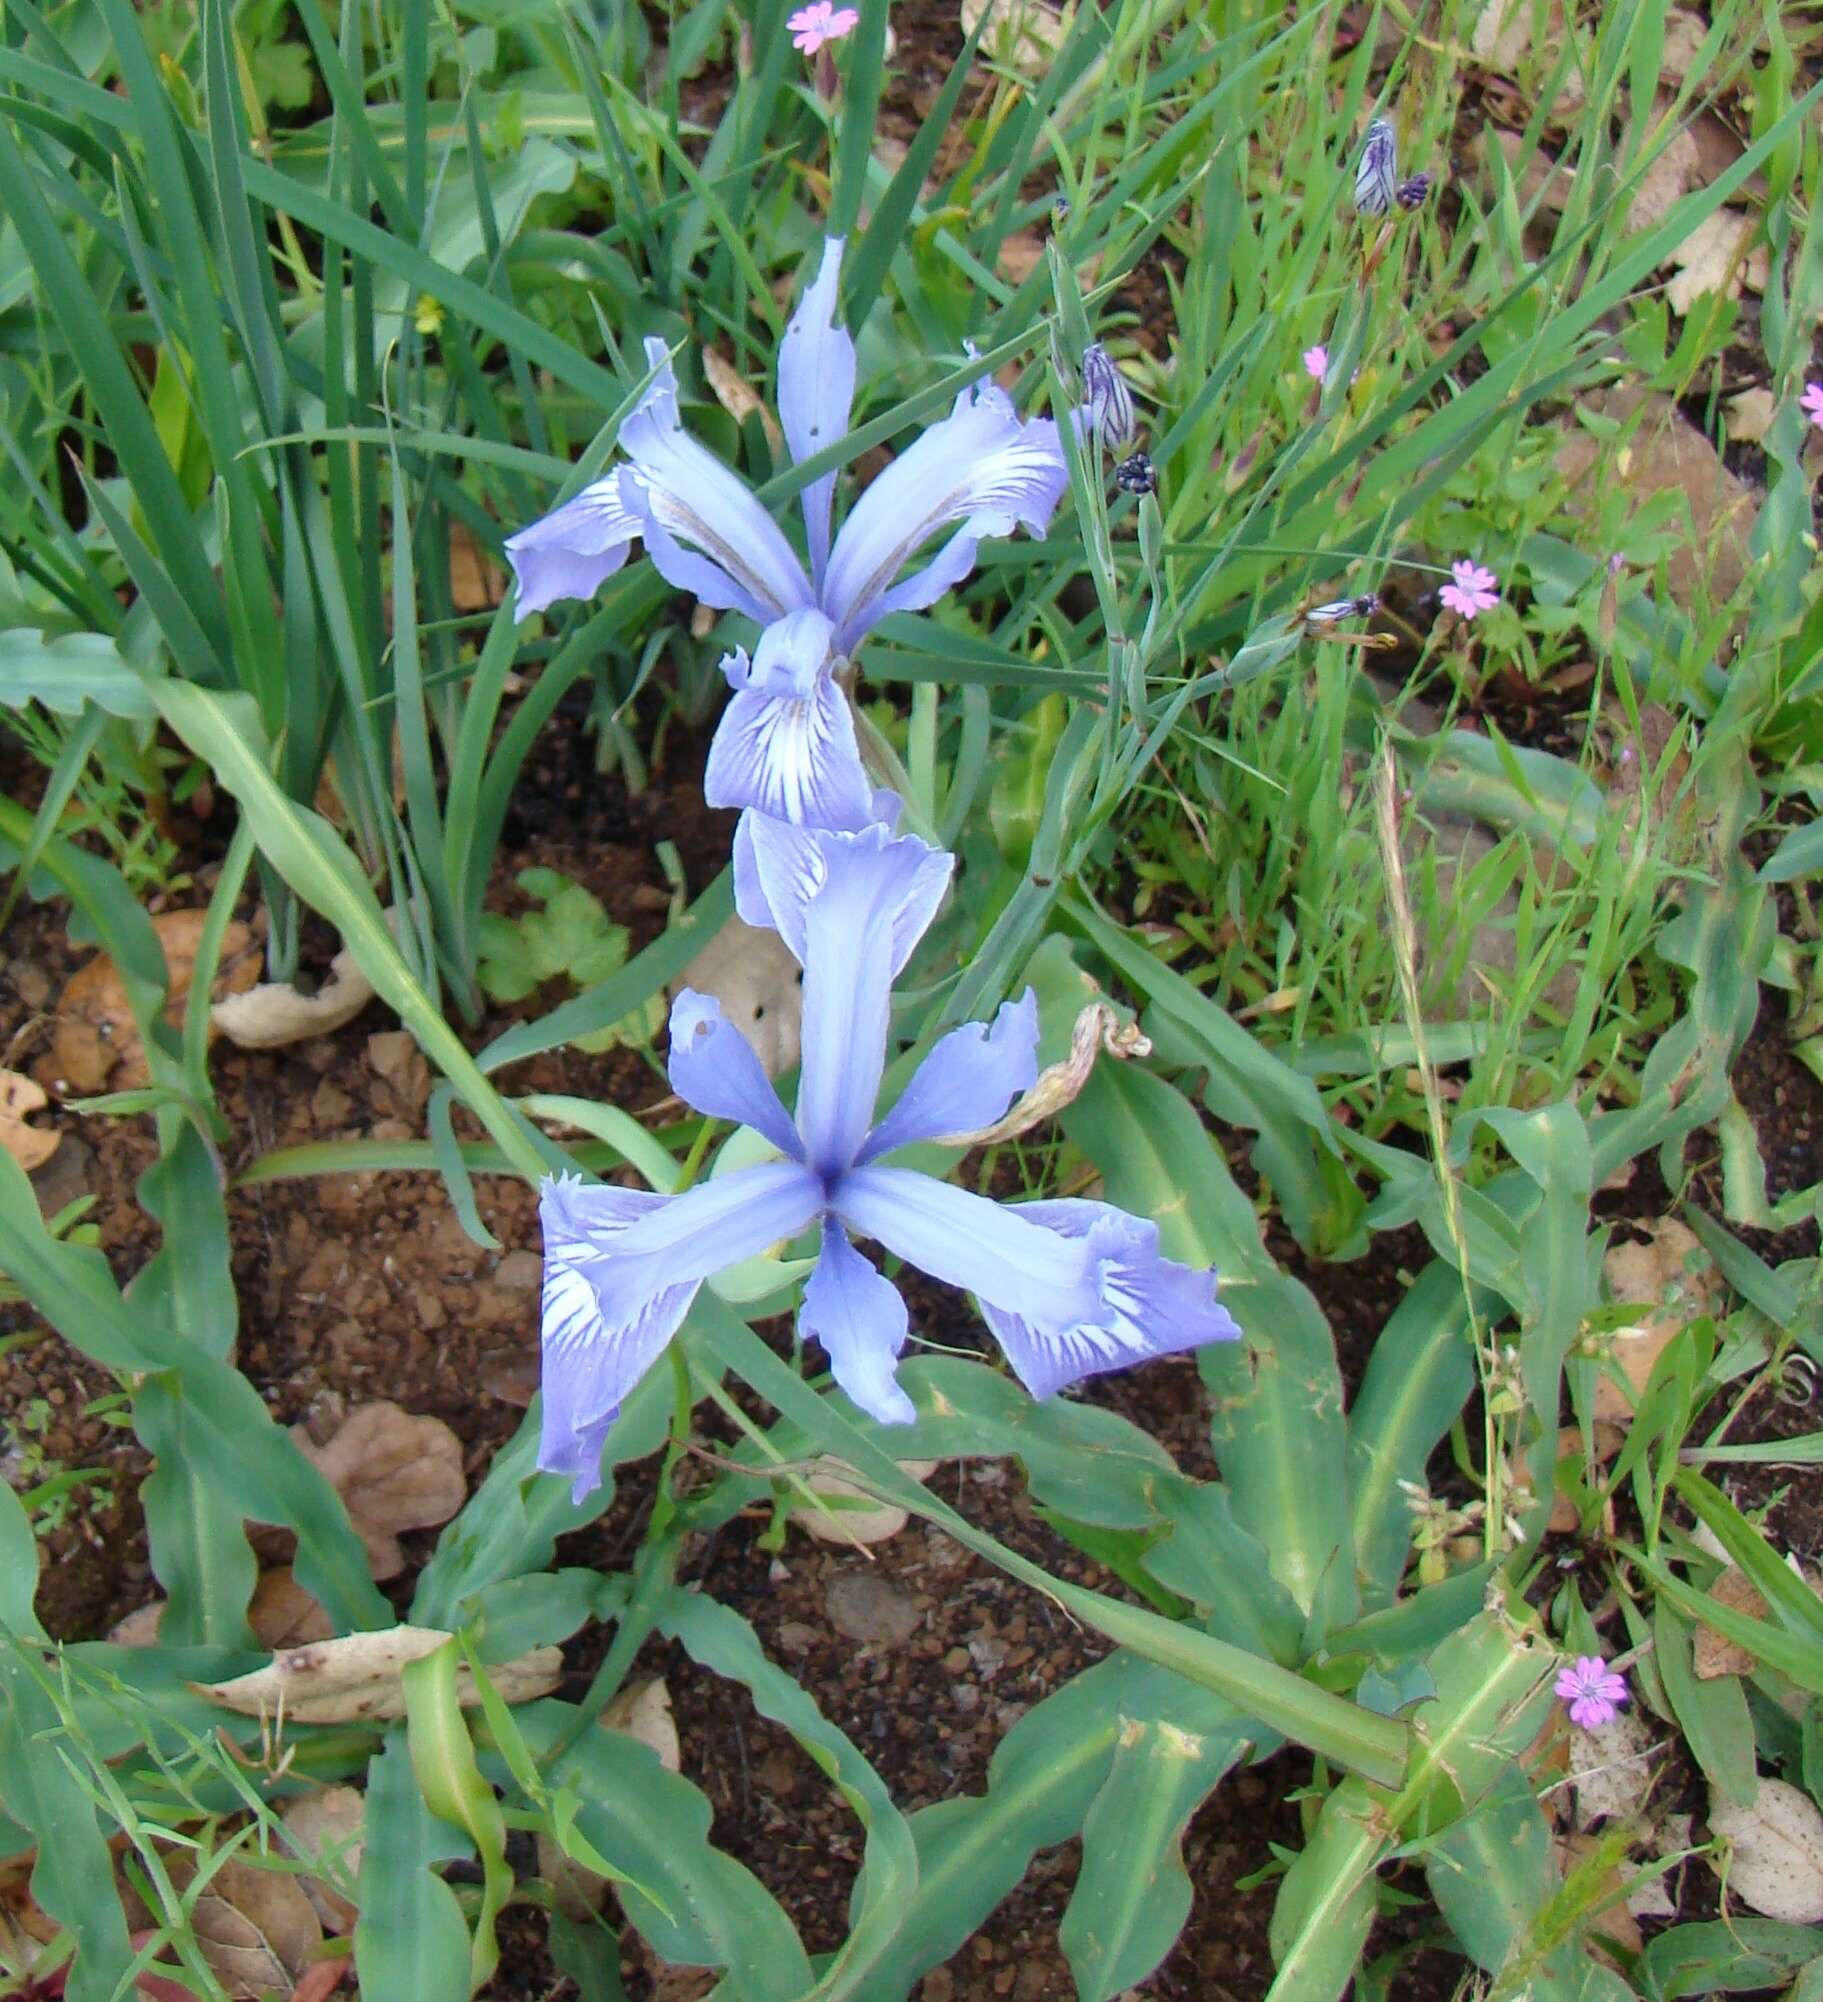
[
  {"left": 537, "top": 815, "right": 1241, "bottom": 1498},
  {"left": 504, "top": 238, "right": 1072, "bottom": 833}
]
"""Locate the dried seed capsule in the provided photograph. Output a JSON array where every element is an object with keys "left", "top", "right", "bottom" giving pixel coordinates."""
[{"left": 1113, "top": 451, "right": 1156, "bottom": 496}]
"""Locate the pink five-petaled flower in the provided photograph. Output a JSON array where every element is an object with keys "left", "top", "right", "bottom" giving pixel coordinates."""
[
  {"left": 788, "top": 2, "right": 859, "bottom": 52},
  {"left": 1440, "top": 559, "right": 1500, "bottom": 619},
  {"left": 1555, "top": 1655, "right": 1629, "bottom": 1731},
  {"left": 1302, "top": 345, "right": 1330, "bottom": 384},
  {"left": 1802, "top": 382, "right": 1823, "bottom": 431}
]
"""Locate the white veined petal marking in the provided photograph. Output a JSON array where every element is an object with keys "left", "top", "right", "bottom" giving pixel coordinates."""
[
  {"left": 1354, "top": 118, "right": 1398, "bottom": 217},
  {"left": 642, "top": 477, "right": 800, "bottom": 619}
]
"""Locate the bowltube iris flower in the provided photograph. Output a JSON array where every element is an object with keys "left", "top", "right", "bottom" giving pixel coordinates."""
[
  {"left": 505, "top": 239, "right": 1072, "bottom": 833},
  {"left": 537, "top": 815, "right": 1241, "bottom": 1497}
]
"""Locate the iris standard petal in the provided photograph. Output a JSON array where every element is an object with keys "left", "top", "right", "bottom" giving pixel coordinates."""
[
  {"left": 819, "top": 382, "right": 1070, "bottom": 650},
  {"left": 777, "top": 237, "right": 855, "bottom": 588},
  {"left": 832, "top": 1164, "right": 1096, "bottom": 1330},
  {"left": 504, "top": 477, "right": 642, "bottom": 616},
  {"left": 973, "top": 1199, "right": 1241, "bottom": 1401},
  {"left": 666, "top": 989, "right": 803, "bottom": 1161},
  {"left": 617, "top": 337, "right": 813, "bottom": 620},
  {"left": 704, "top": 675, "right": 875, "bottom": 829},
  {"left": 583, "top": 1157, "right": 824, "bottom": 1325},
  {"left": 737, "top": 816, "right": 952, "bottom": 977},
  {"left": 798, "top": 1224, "right": 917, "bottom": 1425},
  {"left": 537, "top": 1175, "right": 701, "bottom": 1499},
  {"left": 859, "top": 988, "right": 1040, "bottom": 1163}
]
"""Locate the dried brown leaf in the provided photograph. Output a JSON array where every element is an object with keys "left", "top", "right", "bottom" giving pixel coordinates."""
[
  {"left": 109, "top": 1568, "right": 333, "bottom": 1651},
  {"left": 280, "top": 1787, "right": 365, "bottom": 1933},
  {"left": 1597, "top": 1219, "right": 1722, "bottom": 1422},
  {"left": 1694, "top": 1567, "right": 1772, "bottom": 1681},
  {"left": 448, "top": 521, "right": 502, "bottom": 613},
  {"left": 789, "top": 1458, "right": 939, "bottom": 1547},
  {"left": 212, "top": 948, "right": 375, "bottom": 1050},
  {"left": 701, "top": 348, "right": 784, "bottom": 455},
  {"left": 601, "top": 1677, "right": 683, "bottom": 1772},
  {"left": 295, "top": 1402, "right": 466, "bottom": 1580},
  {"left": 48, "top": 912, "right": 258, "bottom": 1091},
  {"left": 674, "top": 917, "right": 802, "bottom": 1077},
  {"left": 195, "top": 1627, "right": 563, "bottom": 1725},
  {"left": 1709, "top": 1779, "right": 1823, "bottom": 1922},
  {"left": 1664, "top": 210, "right": 1768, "bottom": 317},
  {"left": 1556, "top": 389, "right": 1759, "bottom": 615},
  {"left": 1724, "top": 387, "right": 1776, "bottom": 444},
  {"left": 0, "top": 1068, "right": 57, "bottom": 1171},
  {"left": 1626, "top": 119, "right": 1699, "bottom": 235},
  {"left": 166, "top": 1853, "right": 322, "bottom": 1999},
  {"left": 959, "top": 0, "right": 1067, "bottom": 74}
]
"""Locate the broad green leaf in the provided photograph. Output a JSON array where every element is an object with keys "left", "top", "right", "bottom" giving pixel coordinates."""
[
  {"left": 1425, "top": 1766, "right": 1556, "bottom": 1973},
  {"left": 1062, "top": 1707, "right": 1250, "bottom": 2002},
  {"left": 1265, "top": 1776, "right": 1381, "bottom": 2002},
  {"left": 1063, "top": 1061, "right": 1357, "bottom": 1631},
  {"left": 355, "top": 1734, "right": 474, "bottom": 2002},
  {"left": 0, "top": 627, "right": 159, "bottom": 718},
  {"left": 656, "top": 1589, "right": 915, "bottom": 2002},
  {"left": 1654, "top": 1599, "right": 1756, "bottom": 1809}
]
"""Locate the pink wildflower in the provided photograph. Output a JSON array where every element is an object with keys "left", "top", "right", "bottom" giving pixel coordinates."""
[
  {"left": 1802, "top": 382, "right": 1823, "bottom": 431},
  {"left": 1439, "top": 559, "right": 1499, "bottom": 619},
  {"left": 1555, "top": 1655, "right": 1628, "bottom": 1731},
  {"left": 1302, "top": 345, "right": 1330, "bottom": 384},
  {"left": 788, "top": 2, "right": 860, "bottom": 53}
]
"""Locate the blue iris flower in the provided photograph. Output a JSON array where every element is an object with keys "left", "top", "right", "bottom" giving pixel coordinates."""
[
  {"left": 504, "top": 239, "right": 1072, "bottom": 833},
  {"left": 536, "top": 813, "right": 1242, "bottom": 1499}
]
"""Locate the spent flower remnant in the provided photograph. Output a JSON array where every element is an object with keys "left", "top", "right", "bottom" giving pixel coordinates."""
[
  {"left": 787, "top": 1, "right": 859, "bottom": 51},
  {"left": 536, "top": 815, "right": 1240, "bottom": 1497},
  {"left": 1440, "top": 560, "right": 1499, "bottom": 620},
  {"left": 505, "top": 240, "right": 1071, "bottom": 833},
  {"left": 1081, "top": 343, "right": 1137, "bottom": 455},
  {"left": 1354, "top": 117, "right": 1398, "bottom": 216},
  {"left": 1555, "top": 1656, "right": 1629, "bottom": 1731},
  {"left": 1802, "top": 382, "right": 1823, "bottom": 431}
]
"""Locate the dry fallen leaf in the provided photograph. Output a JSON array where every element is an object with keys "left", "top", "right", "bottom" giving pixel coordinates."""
[
  {"left": 1596, "top": 1219, "right": 1722, "bottom": 1422},
  {"left": 701, "top": 347, "right": 784, "bottom": 455},
  {"left": 294, "top": 1402, "right": 466, "bottom": 1581},
  {"left": 195, "top": 1627, "right": 563, "bottom": 1725},
  {"left": 602, "top": 1677, "right": 683, "bottom": 1772},
  {"left": 448, "top": 521, "right": 502, "bottom": 613},
  {"left": 674, "top": 917, "right": 802, "bottom": 1077},
  {"left": 1626, "top": 117, "right": 1699, "bottom": 236},
  {"left": 1710, "top": 1779, "right": 1823, "bottom": 1922},
  {"left": 0, "top": 1068, "right": 57, "bottom": 1171},
  {"left": 1472, "top": 128, "right": 1578, "bottom": 217},
  {"left": 212, "top": 947, "right": 376, "bottom": 1050},
  {"left": 959, "top": 0, "right": 1068, "bottom": 74},
  {"left": 1694, "top": 1566, "right": 1770, "bottom": 1680},
  {"left": 1665, "top": 210, "right": 1768, "bottom": 317},
  {"left": 789, "top": 1457, "right": 939, "bottom": 1546},
  {"left": 160, "top": 1853, "right": 322, "bottom": 2000},
  {"left": 1724, "top": 387, "right": 1776, "bottom": 444},
  {"left": 1569, "top": 1707, "right": 1659, "bottom": 1829},
  {"left": 48, "top": 911, "right": 259, "bottom": 1092},
  {"left": 109, "top": 1568, "right": 334, "bottom": 1651},
  {"left": 1556, "top": 388, "right": 1761, "bottom": 614},
  {"left": 280, "top": 1788, "right": 365, "bottom": 1934}
]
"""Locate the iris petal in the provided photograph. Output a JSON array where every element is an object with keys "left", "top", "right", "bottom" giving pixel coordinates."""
[
  {"left": 777, "top": 238, "right": 855, "bottom": 587},
  {"left": 799, "top": 1225, "right": 917, "bottom": 1425},
  {"left": 666, "top": 990, "right": 803, "bottom": 1160},
  {"left": 972, "top": 1199, "right": 1241, "bottom": 1400},
  {"left": 832, "top": 1165, "right": 1096, "bottom": 1329},
  {"left": 503, "top": 478, "right": 641, "bottom": 616},
  {"left": 859, "top": 989, "right": 1039, "bottom": 1162},
  {"left": 820, "top": 381, "right": 1070, "bottom": 650},
  {"left": 537, "top": 1176, "right": 703, "bottom": 1499},
  {"left": 617, "top": 338, "right": 812, "bottom": 621}
]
